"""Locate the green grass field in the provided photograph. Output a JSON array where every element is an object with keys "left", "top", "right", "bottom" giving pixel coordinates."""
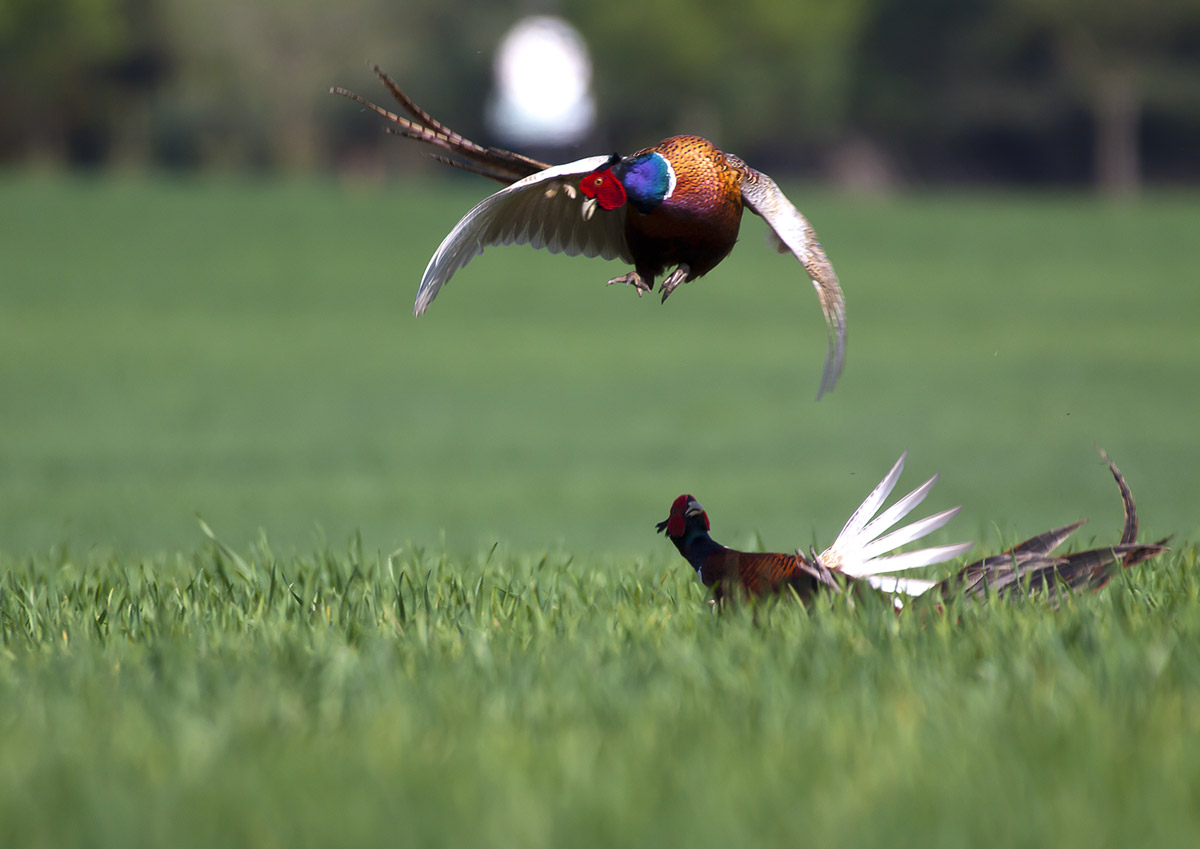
[
  {"left": 2, "top": 175, "right": 1199, "bottom": 846},
  {"left": 2, "top": 544, "right": 1198, "bottom": 847}
]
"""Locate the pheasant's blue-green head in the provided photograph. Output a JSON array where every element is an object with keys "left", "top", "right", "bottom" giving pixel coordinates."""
[
  {"left": 579, "top": 151, "right": 676, "bottom": 216},
  {"left": 615, "top": 152, "right": 677, "bottom": 213}
]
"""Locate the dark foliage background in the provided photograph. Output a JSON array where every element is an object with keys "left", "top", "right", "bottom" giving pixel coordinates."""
[{"left": 4, "top": 0, "right": 1200, "bottom": 191}]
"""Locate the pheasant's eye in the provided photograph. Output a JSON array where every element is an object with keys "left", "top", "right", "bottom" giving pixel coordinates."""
[{"left": 579, "top": 168, "right": 628, "bottom": 211}]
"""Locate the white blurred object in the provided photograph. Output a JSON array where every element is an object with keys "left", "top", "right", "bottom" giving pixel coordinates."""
[{"left": 488, "top": 16, "right": 595, "bottom": 147}]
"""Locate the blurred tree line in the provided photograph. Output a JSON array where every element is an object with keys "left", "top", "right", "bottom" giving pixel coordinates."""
[{"left": 3, "top": 0, "right": 1199, "bottom": 191}]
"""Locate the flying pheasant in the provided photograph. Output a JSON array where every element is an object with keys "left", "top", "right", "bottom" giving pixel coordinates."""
[
  {"left": 331, "top": 66, "right": 847, "bottom": 398},
  {"left": 657, "top": 450, "right": 1168, "bottom": 609}
]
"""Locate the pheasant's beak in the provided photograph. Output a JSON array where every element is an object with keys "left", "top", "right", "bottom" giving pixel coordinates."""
[
  {"left": 685, "top": 500, "right": 705, "bottom": 517},
  {"left": 581, "top": 197, "right": 598, "bottom": 222}
]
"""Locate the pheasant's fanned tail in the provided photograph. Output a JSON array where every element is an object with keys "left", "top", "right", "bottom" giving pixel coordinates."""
[{"left": 820, "top": 453, "right": 973, "bottom": 587}]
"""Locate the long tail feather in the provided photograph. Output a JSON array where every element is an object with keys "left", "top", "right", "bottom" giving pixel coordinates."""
[
  {"left": 937, "top": 448, "right": 1169, "bottom": 602},
  {"left": 369, "top": 66, "right": 548, "bottom": 179},
  {"left": 1045, "top": 541, "right": 1168, "bottom": 593},
  {"left": 330, "top": 66, "right": 549, "bottom": 185},
  {"left": 952, "top": 520, "right": 1087, "bottom": 588},
  {"left": 421, "top": 149, "right": 528, "bottom": 184}
]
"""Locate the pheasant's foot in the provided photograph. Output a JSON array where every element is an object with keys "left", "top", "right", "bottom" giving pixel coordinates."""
[
  {"left": 606, "top": 271, "right": 651, "bottom": 297},
  {"left": 659, "top": 265, "right": 692, "bottom": 303}
]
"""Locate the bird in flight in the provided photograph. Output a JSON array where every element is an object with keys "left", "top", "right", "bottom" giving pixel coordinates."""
[{"left": 331, "top": 66, "right": 847, "bottom": 398}]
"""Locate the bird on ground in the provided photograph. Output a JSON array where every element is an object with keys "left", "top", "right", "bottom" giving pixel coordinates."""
[
  {"left": 657, "top": 450, "right": 1168, "bottom": 609},
  {"left": 331, "top": 66, "right": 847, "bottom": 398}
]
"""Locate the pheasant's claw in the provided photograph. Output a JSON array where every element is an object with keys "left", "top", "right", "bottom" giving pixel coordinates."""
[
  {"left": 606, "top": 272, "right": 651, "bottom": 296},
  {"left": 659, "top": 265, "right": 691, "bottom": 303}
]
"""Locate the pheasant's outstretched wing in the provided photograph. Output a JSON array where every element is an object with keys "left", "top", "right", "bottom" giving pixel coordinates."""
[
  {"left": 818, "top": 452, "right": 973, "bottom": 594},
  {"left": 413, "top": 158, "right": 635, "bottom": 314},
  {"left": 729, "top": 155, "right": 847, "bottom": 399}
]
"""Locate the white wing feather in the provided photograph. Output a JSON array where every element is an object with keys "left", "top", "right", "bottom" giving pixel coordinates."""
[
  {"left": 414, "top": 156, "right": 634, "bottom": 315},
  {"left": 829, "top": 452, "right": 907, "bottom": 551},
  {"left": 858, "top": 507, "right": 963, "bottom": 563},
  {"left": 862, "top": 542, "right": 976, "bottom": 576},
  {"left": 820, "top": 453, "right": 973, "bottom": 582},
  {"left": 866, "top": 575, "right": 938, "bottom": 597},
  {"left": 734, "top": 157, "right": 847, "bottom": 399}
]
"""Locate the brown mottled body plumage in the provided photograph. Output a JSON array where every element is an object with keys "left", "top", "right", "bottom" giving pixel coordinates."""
[
  {"left": 622, "top": 136, "right": 745, "bottom": 289},
  {"left": 696, "top": 549, "right": 821, "bottom": 605}
]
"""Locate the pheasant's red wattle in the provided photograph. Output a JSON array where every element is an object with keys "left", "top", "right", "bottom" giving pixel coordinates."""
[
  {"left": 667, "top": 514, "right": 686, "bottom": 536},
  {"left": 580, "top": 170, "right": 627, "bottom": 210}
]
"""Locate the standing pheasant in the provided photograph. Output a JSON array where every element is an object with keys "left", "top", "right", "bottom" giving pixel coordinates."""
[
  {"left": 658, "top": 450, "right": 1168, "bottom": 608},
  {"left": 331, "top": 66, "right": 847, "bottom": 397}
]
